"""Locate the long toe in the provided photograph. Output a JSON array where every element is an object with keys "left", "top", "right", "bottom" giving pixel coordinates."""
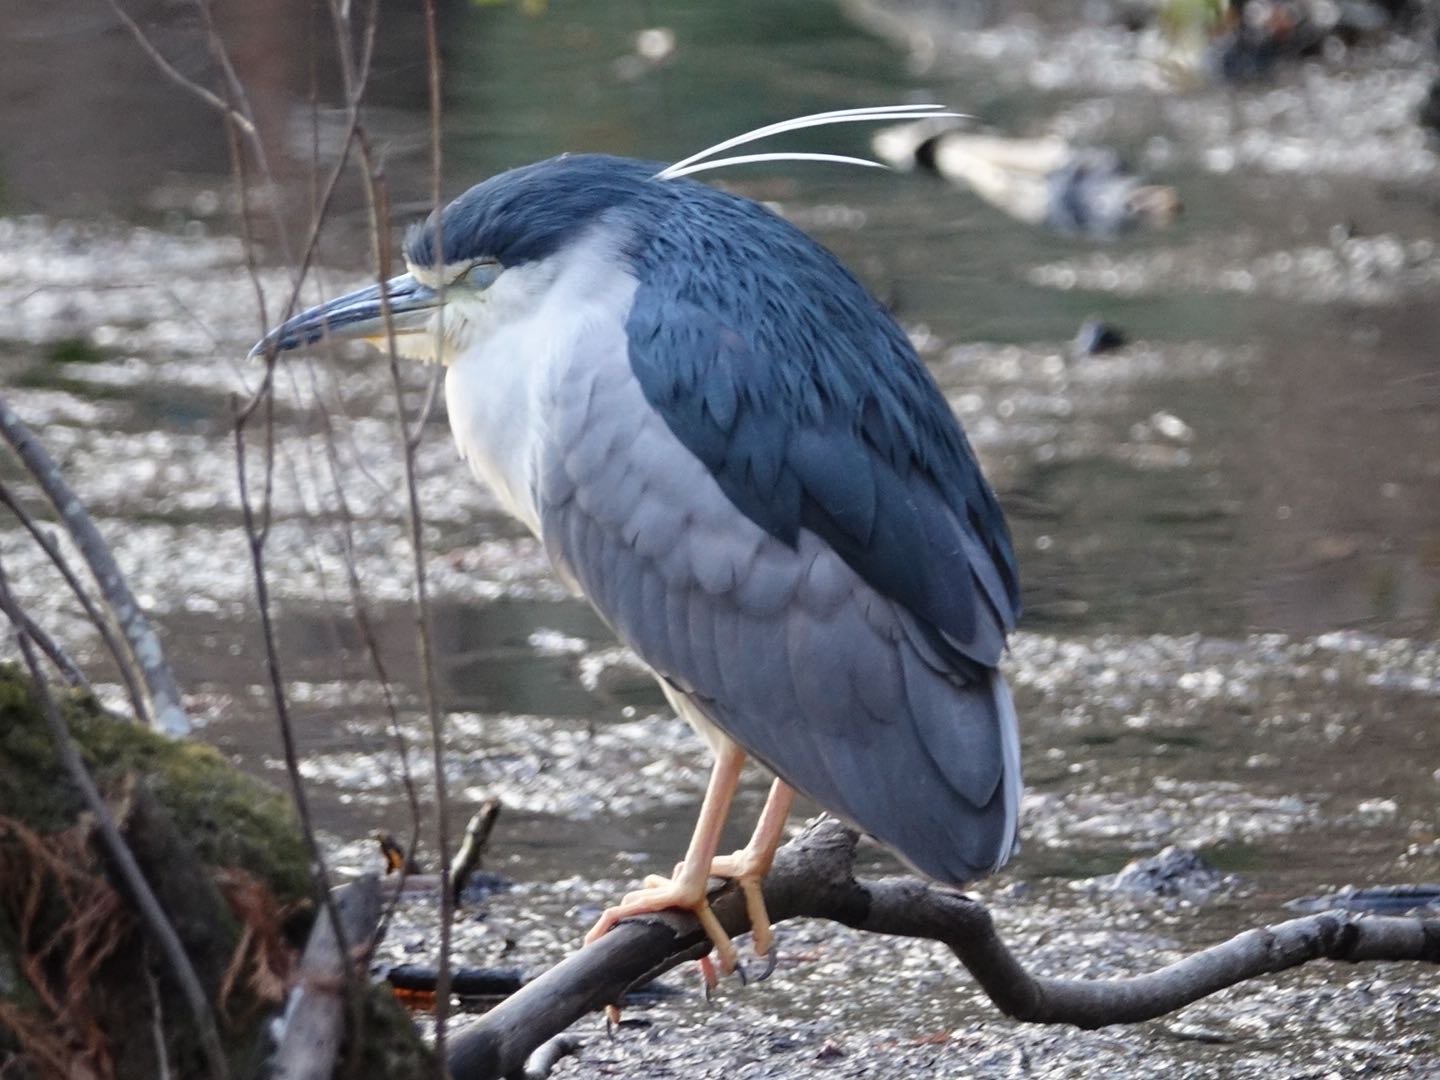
[
  {"left": 740, "top": 875, "right": 775, "bottom": 958},
  {"left": 584, "top": 876, "right": 740, "bottom": 974},
  {"left": 709, "top": 853, "right": 777, "bottom": 960}
]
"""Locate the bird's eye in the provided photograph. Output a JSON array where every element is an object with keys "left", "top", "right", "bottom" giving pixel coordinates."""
[{"left": 465, "top": 260, "right": 502, "bottom": 289}]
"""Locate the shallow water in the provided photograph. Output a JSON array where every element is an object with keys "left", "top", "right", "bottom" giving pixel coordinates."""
[{"left": 1, "top": 1, "right": 1438, "bottom": 1076}]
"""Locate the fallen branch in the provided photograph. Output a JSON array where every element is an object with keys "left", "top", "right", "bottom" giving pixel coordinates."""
[
  {"left": 270, "top": 874, "right": 383, "bottom": 1080},
  {"left": 445, "top": 817, "right": 1440, "bottom": 1080},
  {"left": 451, "top": 798, "right": 503, "bottom": 904},
  {"left": 383, "top": 964, "right": 678, "bottom": 1003}
]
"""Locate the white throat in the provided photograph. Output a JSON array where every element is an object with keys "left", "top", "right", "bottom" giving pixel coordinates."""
[{"left": 441, "top": 226, "right": 640, "bottom": 534}]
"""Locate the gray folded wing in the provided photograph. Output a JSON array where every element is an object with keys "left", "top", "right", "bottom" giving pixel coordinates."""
[{"left": 537, "top": 331, "right": 1020, "bottom": 885}]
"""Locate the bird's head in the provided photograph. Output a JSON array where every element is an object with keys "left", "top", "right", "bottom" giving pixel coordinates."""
[
  {"left": 249, "top": 105, "right": 958, "bottom": 364},
  {"left": 249, "top": 154, "right": 661, "bottom": 365}
]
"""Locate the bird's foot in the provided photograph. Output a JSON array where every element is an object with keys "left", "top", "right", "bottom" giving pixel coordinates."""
[
  {"left": 584, "top": 873, "right": 740, "bottom": 975},
  {"left": 708, "top": 849, "right": 778, "bottom": 979}
]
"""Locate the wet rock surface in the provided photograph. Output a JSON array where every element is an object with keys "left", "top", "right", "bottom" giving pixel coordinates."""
[{"left": 1096, "top": 845, "right": 1234, "bottom": 903}]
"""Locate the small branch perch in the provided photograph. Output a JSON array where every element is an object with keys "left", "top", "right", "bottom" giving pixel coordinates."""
[{"left": 446, "top": 817, "right": 1440, "bottom": 1080}]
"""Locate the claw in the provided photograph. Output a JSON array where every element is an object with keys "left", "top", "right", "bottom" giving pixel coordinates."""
[
  {"left": 584, "top": 871, "right": 744, "bottom": 1008},
  {"left": 698, "top": 954, "right": 718, "bottom": 990},
  {"left": 586, "top": 878, "right": 739, "bottom": 974},
  {"left": 754, "top": 941, "right": 779, "bottom": 982},
  {"left": 698, "top": 955, "right": 718, "bottom": 1003},
  {"left": 707, "top": 855, "right": 777, "bottom": 967}
]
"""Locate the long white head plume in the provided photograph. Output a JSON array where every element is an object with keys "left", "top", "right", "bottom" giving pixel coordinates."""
[{"left": 656, "top": 104, "right": 963, "bottom": 181}]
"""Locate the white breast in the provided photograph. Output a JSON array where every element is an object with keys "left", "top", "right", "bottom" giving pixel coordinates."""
[{"left": 442, "top": 227, "right": 640, "bottom": 536}]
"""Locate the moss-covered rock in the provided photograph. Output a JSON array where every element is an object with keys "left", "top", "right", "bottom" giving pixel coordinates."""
[
  {"left": 0, "top": 663, "right": 435, "bottom": 1078},
  {"left": 0, "top": 663, "right": 311, "bottom": 906}
]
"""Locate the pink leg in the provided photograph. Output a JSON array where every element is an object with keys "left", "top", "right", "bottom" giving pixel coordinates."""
[
  {"left": 584, "top": 742, "right": 747, "bottom": 973},
  {"left": 708, "top": 779, "right": 796, "bottom": 958}
]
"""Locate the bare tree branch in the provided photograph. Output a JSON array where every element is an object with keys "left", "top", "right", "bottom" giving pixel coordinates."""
[
  {"left": 1, "top": 477, "right": 132, "bottom": 703},
  {"left": 444, "top": 817, "right": 1440, "bottom": 1080},
  {"left": 232, "top": 410, "right": 339, "bottom": 909},
  {"left": 414, "top": 5, "right": 456, "bottom": 1062},
  {"left": 0, "top": 396, "right": 190, "bottom": 735},
  {"left": 183, "top": 1, "right": 393, "bottom": 1073},
  {"left": 99, "top": 0, "right": 258, "bottom": 138},
  {"left": 319, "top": 0, "right": 458, "bottom": 1059},
  {"left": 450, "top": 799, "right": 502, "bottom": 905},
  {"left": 0, "top": 585, "right": 89, "bottom": 691}
]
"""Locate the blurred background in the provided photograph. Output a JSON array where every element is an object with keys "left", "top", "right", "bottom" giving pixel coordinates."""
[
  {"left": 1, "top": 1, "right": 1438, "bottom": 1074},
  {"left": 5, "top": 0, "right": 1438, "bottom": 638}
]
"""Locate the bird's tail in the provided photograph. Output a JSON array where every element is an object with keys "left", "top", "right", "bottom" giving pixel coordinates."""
[
  {"left": 872, "top": 659, "right": 1023, "bottom": 887},
  {"left": 989, "top": 669, "right": 1023, "bottom": 871}
]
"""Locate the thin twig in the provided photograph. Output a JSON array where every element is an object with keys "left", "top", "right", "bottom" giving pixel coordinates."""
[
  {"left": 204, "top": 1, "right": 390, "bottom": 1072},
  {"left": 307, "top": 11, "right": 405, "bottom": 1078},
  {"left": 192, "top": 0, "right": 266, "bottom": 163},
  {"left": 6, "top": 603, "right": 90, "bottom": 693},
  {"left": 105, "top": 5, "right": 401, "bottom": 1070},
  {"left": 0, "top": 560, "right": 229, "bottom": 1080},
  {"left": 410, "top": 365, "right": 446, "bottom": 452},
  {"left": 323, "top": 1, "right": 457, "bottom": 1055},
  {"left": 386, "top": 303, "right": 457, "bottom": 1063},
  {"left": 106, "top": 0, "right": 376, "bottom": 378},
  {"left": 143, "top": 950, "right": 173, "bottom": 1080},
  {"left": 0, "top": 397, "right": 189, "bottom": 736},
  {"left": 303, "top": 357, "right": 426, "bottom": 945},
  {"left": 232, "top": 412, "right": 340, "bottom": 919},
  {"left": 0, "top": 479, "right": 130, "bottom": 704},
  {"left": 99, "top": 0, "right": 257, "bottom": 138},
  {"left": 233, "top": 396, "right": 376, "bottom": 1080},
  {"left": 416, "top": 3, "right": 455, "bottom": 1061}
]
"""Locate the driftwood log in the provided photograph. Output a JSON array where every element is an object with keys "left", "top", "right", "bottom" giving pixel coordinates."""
[
  {"left": 271, "top": 875, "right": 383, "bottom": 1079},
  {"left": 446, "top": 817, "right": 1440, "bottom": 1080}
]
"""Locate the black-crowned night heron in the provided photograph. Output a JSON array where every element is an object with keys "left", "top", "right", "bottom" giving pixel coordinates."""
[{"left": 253, "top": 106, "right": 1022, "bottom": 977}]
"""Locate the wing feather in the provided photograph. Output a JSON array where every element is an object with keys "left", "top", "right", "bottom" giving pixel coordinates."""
[
  {"left": 679, "top": 585, "right": 708, "bottom": 688},
  {"left": 628, "top": 284, "right": 1018, "bottom": 676},
  {"left": 524, "top": 179, "right": 1024, "bottom": 884},
  {"left": 540, "top": 326, "right": 1020, "bottom": 884}
]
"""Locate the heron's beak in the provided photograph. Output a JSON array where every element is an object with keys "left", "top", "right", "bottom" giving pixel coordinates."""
[{"left": 248, "top": 273, "right": 441, "bottom": 358}]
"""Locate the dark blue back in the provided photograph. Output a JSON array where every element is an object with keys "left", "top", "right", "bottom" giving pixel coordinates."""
[{"left": 622, "top": 170, "right": 1021, "bottom": 673}]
